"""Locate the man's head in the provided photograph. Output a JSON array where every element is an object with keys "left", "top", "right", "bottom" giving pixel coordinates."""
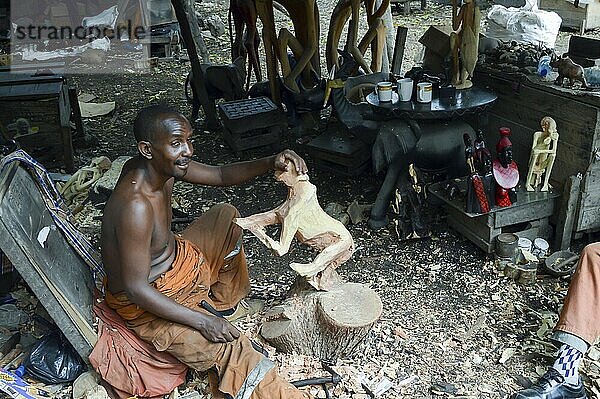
[
  {"left": 275, "top": 160, "right": 309, "bottom": 187},
  {"left": 133, "top": 105, "right": 194, "bottom": 178}
]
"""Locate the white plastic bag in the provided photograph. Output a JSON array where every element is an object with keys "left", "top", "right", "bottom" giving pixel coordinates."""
[
  {"left": 82, "top": 6, "right": 119, "bottom": 30},
  {"left": 486, "top": 0, "right": 562, "bottom": 48}
]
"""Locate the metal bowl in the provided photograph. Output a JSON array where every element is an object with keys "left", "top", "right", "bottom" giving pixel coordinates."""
[{"left": 544, "top": 250, "right": 578, "bottom": 277}]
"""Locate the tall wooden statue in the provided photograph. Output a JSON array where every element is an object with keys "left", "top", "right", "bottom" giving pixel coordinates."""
[
  {"left": 464, "top": 133, "right": 491, "bottom": 213},
  {"left": 450, "top": 0, "right": 481, "bottom": 89},
  {"left": 325, "top": 0, "right": 390, "bottom": 74},
  {"left": 525, "top": 116, "right": 559, "bottom": 192},
  {"left": 255, "top": 0, "right": 321, "bottom": 97}
]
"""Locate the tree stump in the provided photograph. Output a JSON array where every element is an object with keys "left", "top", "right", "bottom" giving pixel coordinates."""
[{"left": 260, "top": 282, "right": 382, "bottom": 361}]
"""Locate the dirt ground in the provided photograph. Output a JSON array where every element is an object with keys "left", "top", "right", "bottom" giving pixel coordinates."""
[{"left": 48, "top": 1, "right": 600, "bottom": 398}]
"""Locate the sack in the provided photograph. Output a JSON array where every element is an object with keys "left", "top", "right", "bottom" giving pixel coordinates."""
[
  {"left": 24, "top": 333, "right": 87, "bottom": 384},
  {"left": 486, "top": 0, "right": 562, "bottom": 48}
]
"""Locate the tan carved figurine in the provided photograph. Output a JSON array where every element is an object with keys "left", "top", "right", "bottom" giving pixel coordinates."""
[
  {"left": 255, "top": 0, "right": 320, "bottom": 96},
  {"left": 325, "top": 0, "right": 390, "bottom": 74},
  {"left": 450, "top": 0, "right": 481, "bottom": 89},
  {"left": 526, "top": 116, "right": 559, "bottom": 192},
  {"left": 235, "top": 162, "right": 355, "bottom": 291}
]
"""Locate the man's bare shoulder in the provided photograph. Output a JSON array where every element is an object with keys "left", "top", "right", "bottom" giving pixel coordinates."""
[{"left": 104, "top": 185, "right": 154, "bottom": 234}]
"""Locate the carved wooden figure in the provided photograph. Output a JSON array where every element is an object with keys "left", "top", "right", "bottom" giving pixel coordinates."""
[
  {"left": 450, "top": 0, "right": 481, "bottom": 89},
  {"left": 525, "top": 116, "right": 559, "bottom": 192},
  {"left": 255, "top": 0, "right": 320, "bottom": 97},
  {"left": 235, "top": 162, "right": 355, "bottom": 291},
  {"left": 228, "top": 0, "right": 262, "bottom": 90},
  {"left": 325, "top": 0, "right": 390, "bottom": 74},
  {"left": 493, "top": 127, "right": 519, "bottom": 207}
]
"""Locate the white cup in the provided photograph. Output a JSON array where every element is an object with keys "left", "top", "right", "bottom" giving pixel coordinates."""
[
  {"left": 376, "top": 81, "right": 393, "bottom": 102},
  {"left": 397, "top": 78, "right": 413, "bottom": 102},
  {"left": 518, "top": 237, "right": 532, "bottom": 253},
  {"left": 416, "top": 82, "right": 433, "bottom": 103},
  {"left": 533, "top": 238, "right": 550, "bottom": 258}
]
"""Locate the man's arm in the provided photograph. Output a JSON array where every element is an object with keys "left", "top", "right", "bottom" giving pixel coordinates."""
[
  {"left": 116, "top": 197, "right": 239, "bottom": 343},
  {"left": 181, "top": 149, "right": 307, "bottom": 186}
]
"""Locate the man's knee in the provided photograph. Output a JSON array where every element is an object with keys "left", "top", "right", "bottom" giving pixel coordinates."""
[
  {"left": 212, "top": 203, "right": 240, "bottom": 220},
  {"left": 582, "top": 242, "right": 600, "bottom": 258}
]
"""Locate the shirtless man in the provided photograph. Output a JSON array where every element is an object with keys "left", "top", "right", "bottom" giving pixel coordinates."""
[{"left": 100, "top": 104, "right": 310, "bottom": 399}]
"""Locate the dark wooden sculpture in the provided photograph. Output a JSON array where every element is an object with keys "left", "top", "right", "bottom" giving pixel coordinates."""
[
  {"left": 493, "top": 127, "right": 519, "bottom": 207},
  {"left": 323, "top": 52, "right": 468, "bottom": 231},
  {"left": 550, "top": 54, "right": 588, "bottom": 89},
  {"left": 463, "top": 132, "right": 492, "bottom": 214}
]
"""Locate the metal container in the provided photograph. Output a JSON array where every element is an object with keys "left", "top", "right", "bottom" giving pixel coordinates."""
[
  {"left": 495, "top": 233, "right": 519, "bottom": 259},
  {"left": 532, "top": 238, "right": 550, "bottom": 259},
  {"left": 503, "top": 262, "right": 519, "bottom": 279},
  {"left": 517, "top": 262, "right": 538, "bottom": 285}
]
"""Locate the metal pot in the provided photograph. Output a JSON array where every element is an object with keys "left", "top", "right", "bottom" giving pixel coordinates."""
[{"left": 495, "top": 233, "right": 519, "bottom": 259}]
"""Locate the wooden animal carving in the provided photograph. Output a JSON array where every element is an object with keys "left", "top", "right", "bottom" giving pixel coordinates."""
[
  {"left": 228, "top": 0, "right": 262, "bottom": 90},
  {"left": 450, "top": 0, "right": 481, "bottom": 89},
  {"left": 550, "top": 55, "right": 587, "bottom": 89},
  {"left": 235, "top": 162, "right": 354, "bottom": 290},
  {"left": 525, "top": 116, "right": 558, "bottom": 192},
  {"left": 255, "top": 0, "right": 321, "bottom": 98},
  {"left": 326, "top": 0, "right": 390, "bottom": 74}
]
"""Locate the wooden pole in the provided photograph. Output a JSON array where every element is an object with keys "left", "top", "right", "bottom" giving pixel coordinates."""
[
  {"left": 170, "top": 0, "right": 219, "bottom": 128},
  {"left": 391, "top": 26, "right": 408, "bottom": 75}
]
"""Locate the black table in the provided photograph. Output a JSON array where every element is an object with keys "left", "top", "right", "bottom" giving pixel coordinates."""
[{"left": 366, "top": 86, "right": 497, "bottom": 120}]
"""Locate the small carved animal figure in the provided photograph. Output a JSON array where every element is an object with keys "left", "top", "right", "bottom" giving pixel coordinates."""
[
  {"left": 550, "top": 55, "right": 587, "bottom": 89},
  {"left": 185, "top": 56, "right": 246, "bottom": 121}
]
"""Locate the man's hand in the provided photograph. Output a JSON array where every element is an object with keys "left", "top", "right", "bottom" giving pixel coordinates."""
[
  {"left": 198, "top": 315, "right": 241, "bottom": 343},
  {"left": 274, "top": 149, "right": 308, "bottom": 175}
]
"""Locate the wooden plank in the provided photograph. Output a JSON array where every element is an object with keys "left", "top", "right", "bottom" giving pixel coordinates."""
[
  {"left": 482, "top": 86, "right": 599, "bottom": 151},
  {"left": 475, "top": 67, "right": 600, "bottom": 108},
  {"left": 447, "top": 211, "right": 497, "bottom": 253},
  {"left": 554, "top": 175, "right": 582, "bottom": 250},
  {"left": 582, "top": 169, "right": 600, "bottom": 192},
  {"left": 577, "top": 188, "right": 600, "bottom": 229},
  {"left": 0, "top": 164, "right": 96, "bottom": 359},
  {"left": 391, "top": 27, "right": 408, "bottom": 75},
  {"left": 494, "top": 197, "right": 556, "bottom": 228}
]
